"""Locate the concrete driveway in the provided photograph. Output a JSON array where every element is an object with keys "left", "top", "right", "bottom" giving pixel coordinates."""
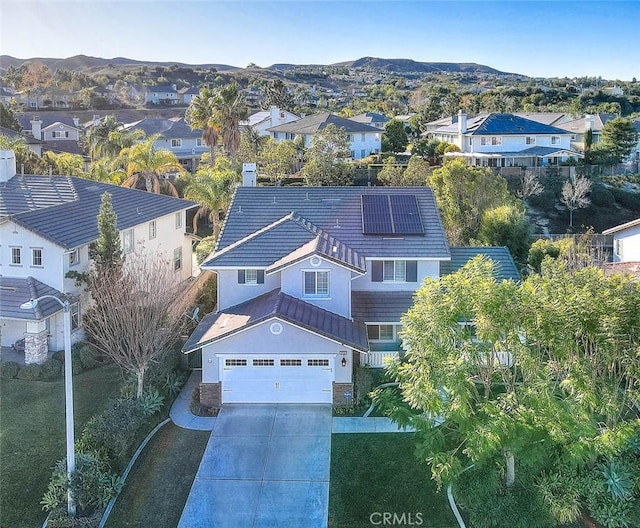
[{"left": 178, "top": 404, "right": 332, "bottom": 528}]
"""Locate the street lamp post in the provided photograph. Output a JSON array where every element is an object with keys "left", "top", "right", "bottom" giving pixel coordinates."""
[{"left": 20, "top": 295, "right": 76, "bottom": 516}]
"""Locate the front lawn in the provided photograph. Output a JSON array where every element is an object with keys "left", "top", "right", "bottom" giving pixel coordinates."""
[
  {"left": 0, "top": 364, "right": 122, "bottom": 528},
  {"left": 104, "top": 423, "right": 210, "bottom": 527},
  {"left": 329, "top": 433, "right": 458, "bottom": 528}
]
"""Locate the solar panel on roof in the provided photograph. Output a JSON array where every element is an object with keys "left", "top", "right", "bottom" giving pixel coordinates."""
[
  {"left": 361, "top": 194, "right": 424, "bottom": 235},
  {"left": 361, "top": 194, "right": 393, "bottom": 234},
  {"left": 390, "top": 194, "right": 424, "bottom": 234}
]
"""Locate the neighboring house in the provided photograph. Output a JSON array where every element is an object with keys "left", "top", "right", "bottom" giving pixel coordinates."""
[
  {"left": 122, "top": 117, "right": 208, "bottom": 172},
  {"left": 143, "top": 85, "right": 179, "bottom": 105},
  {"left": 1, "top": 86, "right": 15, "bottom": 106},
  {"left": 603, "top": 218, "right": 640, "bottom": 263},
  {"left": 429, "top": 111, "right": 582, "bottom": 168},
  {"left": 350, "top": 112, "right": 390, "bottom": 130},
  {"left": 178, "top": 86, "right": 200, "bottom": 105},
  {"left": 0, "top": 151, "right": 197, "bottom": 364},
  {"left": 441, "top": 246, "right": 521, "bottom": 282},
  {"left": 241, "top": 106, "right": 300, "bottom": 137},
  {"left": 553, "top": 113, "right": 617, "bottom": 152},
  {"left": 267, "top": 112, "right": 382, "bottom": 160},
  {"left": 0, "top": 126, "right": 43, "bottom": 156},
  {"left": 17, "top": 115, "right": 81, "bottom": 141}
]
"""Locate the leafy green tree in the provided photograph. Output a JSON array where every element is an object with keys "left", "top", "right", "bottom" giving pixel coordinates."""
[
  {"left": 376, "top": 156, "right": 405, "bottom": 186},
  {"left": 600, "top": 117, "right": 639, "bottom": 163},
  {"left": 476, "top": 204, "right": 533, "bottom": 265},
  {"left": 118, "top": 135, "right": 183, "bottom": 196},
  {"left": 259, "top": 138, "right": 298, "bottom": 184},
  {"left": 302, "top": 123, "right": 354, "bottom": 186},
  {"left": 236, "top": 126, "right": 265, "bottom": 165},
  {"left": 84, "top": 115, "right": 144, "bottom": 161},
  {"left": 0, "top": 103, "right": 21, "bottom": 131},
  {"left": 401, "top": 155, "right": 430, "bottom": 185},
  {"left": 0, "top": 134, "right": 40, "bottom": 173},
  {"left": 382, "top": 119, "right": 409, "bottom": 153},
  {"left": 214, "top": 82, "right": 248, "bottom": 161},
  {"left": 428, "top": 158, "right": 512, "bottom": 245},
  {"left": 36, "top": 151, "right": 85, "bottom": 177}
]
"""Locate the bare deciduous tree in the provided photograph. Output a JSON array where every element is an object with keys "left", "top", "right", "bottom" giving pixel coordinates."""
[
  {"left": 83, "top": 254, "right": 189, "bottom": 398},
  {"left": 517, "top": 170, "right": 544, "bottom": 200},
  {"left": 561, "top": 176, "right": 592, "bottom": 227}
]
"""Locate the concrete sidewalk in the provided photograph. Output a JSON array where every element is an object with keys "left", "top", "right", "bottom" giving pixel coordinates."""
[{"left": 332, "top": 416, "right": 415, "bottom": 433}]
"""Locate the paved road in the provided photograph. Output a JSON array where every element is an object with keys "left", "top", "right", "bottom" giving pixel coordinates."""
[{"left": 177, "top": 404, "right": 332, "bottom": 528}]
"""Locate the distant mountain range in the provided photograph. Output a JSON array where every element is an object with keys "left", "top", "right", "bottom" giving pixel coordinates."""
[{"left": 0, "top": 54, "right": 517, "bottom": 76}]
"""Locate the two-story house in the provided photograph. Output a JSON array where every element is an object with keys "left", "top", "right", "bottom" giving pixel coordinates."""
[
  {"left": 182, "top": 184, "right": 451, "bottom": 406},
  {"left": 17, "top": 114, "right": 84, "bottom": 156},
  {"left": 429, "top": 111, "right": 582, "bottom": 168},
  {"left": 241, "top": 106, "right": 301, "bottom": 137},
  {"left": 143, "top": 85, "right": 179, "bottom": 106},
  {"left": 0, "top": 150, "right": 197, "bottom": 365},
  {"left": 267, "top": 112, "right": 382, "bottom": 160},
  {"left": 122, "top": 117, "right": 208, "bottom": 172}
]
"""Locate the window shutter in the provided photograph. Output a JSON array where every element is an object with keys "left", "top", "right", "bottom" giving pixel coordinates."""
[
  {"left": 238, "top": 270, "right": 245, "bottom": 284},
  {"left": 257, "top": 270, "right": 265, "bottom": 284},
  {"left": 406, "top": 261, "right": 418, "bottom": 282},
  {"left": 371, "top": 261, "right": 383, "bottom": 282}
]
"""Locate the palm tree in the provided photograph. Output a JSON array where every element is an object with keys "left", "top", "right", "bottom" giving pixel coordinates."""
[
  {"left": 183, "top": 154, "right": 239, "bottom": 236},
  {"left": 85, "top": 115, "right": 144, "bottom": 161},
  {"left": 185, "top": 87, "right": 220, "bottom": 165},
  {"left": 213, "top": 83, "right": 248, "bottom": 162},
  {"left": 118, "top": 135, "right": 184, "bottom": 196}
]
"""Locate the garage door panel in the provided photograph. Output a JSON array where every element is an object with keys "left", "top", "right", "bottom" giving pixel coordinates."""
[{"left": 221, "top": 355, "right": 334, "bottom": 404}]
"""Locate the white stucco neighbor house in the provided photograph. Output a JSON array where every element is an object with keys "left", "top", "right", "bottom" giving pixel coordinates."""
[
  {"left": 267, "top": 112, "right": 382, "bottom": 160},
  {"left": 0, "top": 150, "right": 197, "bottom": 365},
  {"left": 429, "top": 111, "right": 582, "bottom": 168},
  {"left": 603, "top": 218, "right": 640, "bottom": 263},
  {"left": 241, "top": 106, "right": 301, "bottom": 137},
  {"left": 182, "top": 182, "right": 521, "bottom": 407}
]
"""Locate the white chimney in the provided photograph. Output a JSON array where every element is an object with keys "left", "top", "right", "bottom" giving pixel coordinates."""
[
  {"left": 30, "top": 116, "right": 42, "bottom": 140},
  {"left": 0, "top": 150, "right": 17, "bottom": 183},
  {"left": 72, "top": 116, "right": 80, "bottom": 127},
  {"left": 270, "top": 106, "right": 280, "bottom": 126},
  {"left": 585, "top": 114, "right": 595, "bottom": 132},
  {"left": 457, "top": 110, "right": 467, "bottom": 134},
  {"left": 242, "top": 162, "right": 257, "bottom": 187}
]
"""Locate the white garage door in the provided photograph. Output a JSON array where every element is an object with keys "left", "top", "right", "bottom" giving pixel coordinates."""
[{"left": 221, "top": 355, "right": 334, "bottom": 403}]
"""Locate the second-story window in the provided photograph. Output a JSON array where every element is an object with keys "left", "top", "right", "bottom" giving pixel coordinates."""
[
  {"left": 304, "top": 270, "right": 329, "bottom": 296},
  {"left": 526, "top": 136, "right": 536, "bottom": 145},
  {"left": 69, "top": 248, "right": 79, "bottom": 266},
  {"left": 491, "top": 136, "right": 502, "bottom": 146},
  {"left": 149, "top": 221, "right": 156, "bottom": 240},
  {"left": 10, "top": 247, "right": 21, "bottom": 265},
  {"left": 175, "top": 212, "right": 183, "bottom": 229},
  {"left": 32, "top": 248, "right": 43, "bottom": 267},
  {"left": 371, "top": 260, "right": 418, "bottom": 283},
  {"left": 171, "top": 139, "right": 182, "bottom": 148},
  {"left": 123, "top": 229, "right": 134, "bottom": 254},
  {"left": 196, "top": 138, "right": 203, "bottom": 147},
  {"left": 237, "top": 269, "right": 265, "bottom": 284},
  {"left": 551, "top": 136, "right": 560, "bottom": 145}
]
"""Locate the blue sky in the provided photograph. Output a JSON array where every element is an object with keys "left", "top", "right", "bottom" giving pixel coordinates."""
[{"left": 2, "top": 1, "right": 639, "bottom": 80}]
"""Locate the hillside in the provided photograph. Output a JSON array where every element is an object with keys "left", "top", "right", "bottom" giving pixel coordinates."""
[
  {"left": 334, "top": 57, "right": 513, "bottom": 75},
  {"left": 0, "top": 54, "right": 238, "bottom": 73}
]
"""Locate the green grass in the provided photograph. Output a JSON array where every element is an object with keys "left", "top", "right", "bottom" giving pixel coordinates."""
[
  {"left": 0, "top": 364, "right": 122, "bottom": 528},
  {"left": 104, "top": 423, "right": 210, "bottom": 528},
  {"left": 329, "top": 434, "right": 458, "bottom": 528}
]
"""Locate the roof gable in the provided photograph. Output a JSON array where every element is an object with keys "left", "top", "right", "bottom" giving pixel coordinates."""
[{"left": 268, "top": 112, "right": 381, "bottom": 134}]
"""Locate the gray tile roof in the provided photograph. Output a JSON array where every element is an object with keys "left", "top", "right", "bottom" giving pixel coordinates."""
[
  {"left": 350, "top": 112, "right": 390, "bottom": 125},
  {"left": 2, "top": 175, "right": 197, "bottom": 249},
  {"left": 351, "top": 291, "right": 415, "bottom": 323},
  {"left": 17, "top": 115, "right": 79, "bottom": 130},
  {"left": 204, "top": 212, "right": 366, "bottom": 272},
  {"left": 268, "top": 112, "right": 381, "bottom": 134},
  {"left": 0, "top": 276, "right": 66, "bottom": 321},
  {"left": 210, "top": 186, "right": 450, "bottom": 263},
  {"left": 436, "top": 113, "right": 572, "bottom": 136},
  {"left": 123, "top": 117, "right": 202, "bottom": 139},
  {"left": 0, "top": 126, "right": 42, "bottom": 144},
  {"left": 182, "top": 288, "right": 369, "bottom": 353},
  {"left": 440, "top": 247, "right": 521, "bottom": 282}
]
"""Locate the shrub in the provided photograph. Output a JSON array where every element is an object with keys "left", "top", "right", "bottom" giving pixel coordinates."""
[
  {"left": 52, "top": 350, "right": 66, "bottom": 363},
  {"left": 528, "top": 189, "right": 557, "bottom": 210},
  {"left": 17, "top": 363, "right": 42, "bottom": 381},
  {"left": 0, "top": 360, "right": 20, "bottom": 379},
  {"left": 71, "top": 349, "right": 84, "bottom": 375},
  {"left": 610, "top": 187, "right": 640, "bottom": 211},
  {"left": 78, "top": 343, "right": 101, "bottom": 370},
  {"left": 139, "top": 389, "right": 164, "bottom": 416},
  {"left": 41, "top": 358, "right": 63, "bottom": 381},
  {"left": 195, "top": 236, "right": 216, "bottom": 265},
  {"left": 591, "top": 185, "right": 616, "bottom": 207},
  {"left": 46, "top": 510, "right": 103, "bottom": 528},
  {"left": 79, "top": 398, "right": 146, "bottom": 470}
]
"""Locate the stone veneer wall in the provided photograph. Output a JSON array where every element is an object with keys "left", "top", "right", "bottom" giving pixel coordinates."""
[
  {"left": 200, "top": 382, "right": 222, "bottom": 408},
  {"left": 333, "top": 382, "right": 354, "bottom": 406},
  {"left": 24, "top": 331, "right": 48, "bottom": 365}
]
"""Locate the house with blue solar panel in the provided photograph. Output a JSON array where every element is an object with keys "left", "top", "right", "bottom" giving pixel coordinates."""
[
  {"left": 429, "top": 111, "right": 583, "bottom": 168},
  {"left": 182, "top": 170, "right": 520, "bottom": 407}
]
